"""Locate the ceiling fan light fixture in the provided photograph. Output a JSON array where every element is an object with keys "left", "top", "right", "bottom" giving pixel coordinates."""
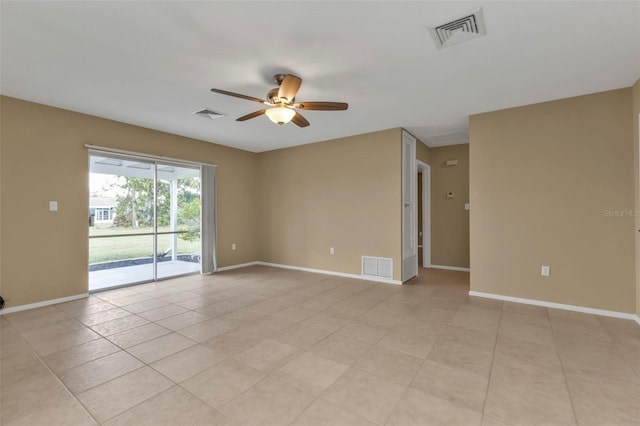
[
  {"left": 265, "top": 106, "right": 295, "bottom": 125},
  {"left": 210, "top": 74, "right": 347, "bottom": 128}
]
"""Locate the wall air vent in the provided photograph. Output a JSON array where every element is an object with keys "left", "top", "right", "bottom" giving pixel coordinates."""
[
  {"left": 194, "top": 108, "right": 226, "bottom": 120},
  {"left": 429, "top": 9, "right": 486, "bottom": 49},
  {"left": 362, "top": 256, "right": 393, "bottom": 280}
]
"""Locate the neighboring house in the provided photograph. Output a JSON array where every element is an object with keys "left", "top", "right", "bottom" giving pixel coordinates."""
[{"left": 89, "top": 196, "right": 116, "bottom": 224}]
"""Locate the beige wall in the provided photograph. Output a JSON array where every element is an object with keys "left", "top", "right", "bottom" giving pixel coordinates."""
[
  {"left": 470, "top": 88, "right": 636, "bottom": 313},
  {"left": 0, "top": 96, "right": 258, "bottom": 308},
  {"left": 430, "top": 144, "right": 470, "bottom": 268},
  {"left": 256, "top": 128, "right": 403, "bottom": 281},
  {"left": 416, "top": 141, "right": 431, "bottom": 165},
  {"left": 633, "top": 79, "right": 640, "bottom": 315}
]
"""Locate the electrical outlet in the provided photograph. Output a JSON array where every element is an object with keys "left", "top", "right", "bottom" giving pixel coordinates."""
[
  {"left": 232, "top": 243, "right": 236, "bottom": 251},
  {"left": 541, "top": 265, "right": 550, "bottom": 277},
  {"left": 330, "top": 247, "right": 335, "bottom": 255}
]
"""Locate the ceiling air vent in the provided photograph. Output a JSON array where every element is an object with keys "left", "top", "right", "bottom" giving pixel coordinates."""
[
  {"left": 429, "top": 9, "right": 486, "bottom": 49},
  {"left": 194, "top": 108, "right": 225, "bottom": 120}
]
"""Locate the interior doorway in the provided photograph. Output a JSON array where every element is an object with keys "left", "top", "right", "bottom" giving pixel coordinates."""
[{"left": 417, "top": 160, "right": 431, "bottom": 268}]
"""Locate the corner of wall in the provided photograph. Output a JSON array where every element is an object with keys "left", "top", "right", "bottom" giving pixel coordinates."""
[
  {"left": 633, "top": 79, "right": 640, "bottom": 316},
  {"left": 415, "top": 138, "right": 432, "bottom": 165}
]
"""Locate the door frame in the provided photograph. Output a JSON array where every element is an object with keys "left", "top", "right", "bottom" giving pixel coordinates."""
[{"left": 417, "top": 160, "right": 431, "bottom": 268}]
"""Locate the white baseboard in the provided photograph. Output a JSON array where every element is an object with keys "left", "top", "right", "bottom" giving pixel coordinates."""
[
  {"left": 0, "top": 293, "right": 89, "bottom": 315},
  {"left": 430, "top": 265, "right": 470, "bottom": 272},
  {"left": 469, "top": 290, "right": 640, "bottom": 323},
  {"left": 255, "top": 262, "right": 403, "bottom": 285},
  {"left": 215, "top": 261, "right": 260, "bottom": 272}
]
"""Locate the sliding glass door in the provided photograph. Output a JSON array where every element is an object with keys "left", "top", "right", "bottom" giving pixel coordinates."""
[{"left": 89, "top": 154, "right": 201, "bottom": 291}]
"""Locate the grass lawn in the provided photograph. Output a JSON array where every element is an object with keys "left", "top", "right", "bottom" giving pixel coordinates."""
[{"left": 89, "top": 225, "right": 200, "bottom": 263}]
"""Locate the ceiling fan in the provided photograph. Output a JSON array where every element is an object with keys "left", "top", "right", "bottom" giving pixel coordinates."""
[{"left": 210, "top": 74, "right": 348, "bottom": 127}]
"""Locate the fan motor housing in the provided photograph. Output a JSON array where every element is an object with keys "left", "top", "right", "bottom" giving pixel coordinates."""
[
  {"left": 267, "top": 88, "right": 279, "bottom": 103},
  {"left": 267, "top": 87, "right": 294, "bottom": 104}
]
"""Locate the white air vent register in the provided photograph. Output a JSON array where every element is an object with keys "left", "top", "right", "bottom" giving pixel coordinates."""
[
  {"left": 194, "top": 108, "right": 226, "bottom": 120},
  {"left": 429, "top": 9, "right": 486, "bottom": 49},
  {"left": 362, "top": 256, "right": 393, "bottom": 280}
]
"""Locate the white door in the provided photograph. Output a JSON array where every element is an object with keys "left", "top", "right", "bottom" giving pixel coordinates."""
[{"left": 402, "top": 130, "right": 418, "bottom": 282}]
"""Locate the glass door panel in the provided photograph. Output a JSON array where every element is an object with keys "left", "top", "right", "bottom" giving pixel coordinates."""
[
  {"left": 155, "top": 163, "right": 201, "bottom": 280},
  {"left": 156, "top": 232, "right": 201, "bottom": 279},
  {"left": 89, "top": 235, "right": 154, "bottom": 290},
  {"left": 89, "top": 154, "right": 156, "bottom": 291}
]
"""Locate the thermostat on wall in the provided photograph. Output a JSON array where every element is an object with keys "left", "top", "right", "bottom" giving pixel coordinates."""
[{"left": 446, "top": 192, "right": 454, "bottom": 199}]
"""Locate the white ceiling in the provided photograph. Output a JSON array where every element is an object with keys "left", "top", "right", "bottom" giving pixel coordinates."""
[{"left": 1, "top": 1, "right": 638, "bottom": 153}]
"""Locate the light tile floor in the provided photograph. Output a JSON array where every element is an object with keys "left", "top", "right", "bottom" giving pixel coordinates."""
[{"left": 1, "top": 266, "right": 639, "bottom": 425}]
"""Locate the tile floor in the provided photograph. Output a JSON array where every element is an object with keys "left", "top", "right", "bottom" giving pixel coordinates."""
[{"left": 1, "top": 266, "right": 639, "bottom": 425}]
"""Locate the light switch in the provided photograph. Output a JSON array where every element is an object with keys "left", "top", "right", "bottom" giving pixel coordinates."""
[
  {"left": 465, "top": 203, "right": 470, "bottom": 210},
  {"left": 49, "top": 201, "right": 58, "bottom": 211}
]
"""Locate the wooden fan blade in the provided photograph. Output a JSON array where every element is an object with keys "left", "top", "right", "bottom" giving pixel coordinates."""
[
  {"left": 295, "top": 102, "right": 348, "bottom": 111},
  {"left": 278, "top": 74, "right": 302, "bottom": 103},
  {"left": 291, "top": 112, "right": 310, "bottom": 128},
  {"left": 210, "top": 88, "right": 267, "bottom": 105},
  {"left": 237, "top": 109, "right": 267, "bottom": 121}
]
